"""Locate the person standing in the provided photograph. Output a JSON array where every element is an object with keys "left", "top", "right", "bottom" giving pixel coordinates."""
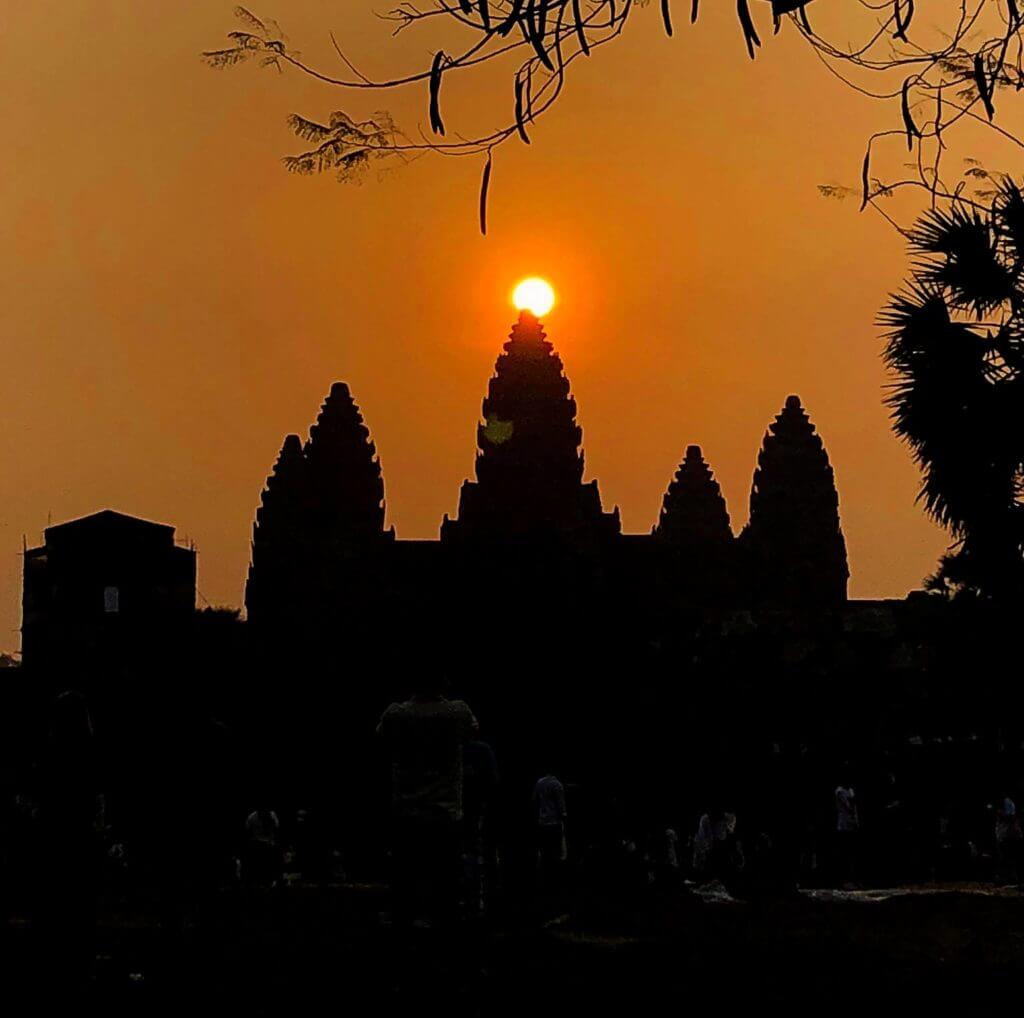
[
  {"left": 244, "top": 807, "right": 281, "bottom": 887},
  {"left": 994, "top": 793, "right": 1022, "bottom": 884},
  {"left": 462, "top": 735, "right": 498, "bottom": 918},
  {"left": 835, "top": 772, "right": 860, "bottom": 888},
  {"left": 377, "top": 676, "right": 478, "bottom": 927},
  {"left": 531, "top": 772, "right": 568, "bottom": 909}
]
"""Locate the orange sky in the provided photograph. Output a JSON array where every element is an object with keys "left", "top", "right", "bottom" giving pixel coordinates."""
[{"left": 7, "top": 2, "right": 1013, "bottom": 650}]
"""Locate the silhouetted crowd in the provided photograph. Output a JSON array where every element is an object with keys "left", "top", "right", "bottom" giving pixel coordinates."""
[{"left": 4, "top": 681, "right": 1024, "bottom": 986}]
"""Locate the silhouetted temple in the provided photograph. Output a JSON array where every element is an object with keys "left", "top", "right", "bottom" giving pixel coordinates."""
[
  {"left": 246, "top": 383, "right": 394, "bottom": 628},
  {"left": 742, "top": 395, "right": 849, "bottom": 606},
  {"left": 245, "top": 316, "right": 850, "bottom": 645},
  {"left": 441, "top": 311, "right": 619, "bottom": 544}
]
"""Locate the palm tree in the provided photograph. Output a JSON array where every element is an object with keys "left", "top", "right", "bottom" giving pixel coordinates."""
[{"left": 881, "top": 179, "right": 1024, "bottom": 598}]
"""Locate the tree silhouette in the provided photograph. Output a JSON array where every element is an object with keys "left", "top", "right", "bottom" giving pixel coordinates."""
[
  {"left": 881, "top": 178, "right": 1024, "bottom": 599},
  {"left": 205, "top": 2, "right": 1024, "bottom": 231}
]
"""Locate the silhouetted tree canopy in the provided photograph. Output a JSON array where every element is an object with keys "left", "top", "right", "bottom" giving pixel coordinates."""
[
  {"left": 205, "top": 2, "right": 1024, "bottom": 232},
  {"left": 882, "top": 177, "right": 1024, "bottom": 599}
]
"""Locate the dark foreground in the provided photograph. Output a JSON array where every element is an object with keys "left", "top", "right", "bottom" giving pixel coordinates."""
[{"left": 6, "top": 882, "right": 1024, "bottom": 1013}]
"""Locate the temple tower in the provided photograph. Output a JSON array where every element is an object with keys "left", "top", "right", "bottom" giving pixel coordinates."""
[
  {"left": 442, "top": 311, "right": 619, "bottom": 542},
  {"left": 654, "top": 445, "right": 733, "bottom": 548},
  {"left": 246, "top": 434, "right": 308, "bottom": 626},
  {"left": 653, "top": 445, "right": 736, "bottom": 603},
  {"left": 304, "top": 382, "right": 387, "bottom": 543},
  {"left": 245, "top": 382, "right": 392, "bottom": 626},
  {"left": 742, "top": 395, "right": 849, "bottom": 606}
]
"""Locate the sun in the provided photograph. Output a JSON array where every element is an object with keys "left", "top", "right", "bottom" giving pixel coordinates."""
[{"left": 512, "top": 277, "right": 556, "bottom": 317}]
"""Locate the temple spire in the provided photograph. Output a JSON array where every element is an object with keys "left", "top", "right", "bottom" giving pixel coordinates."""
[
  {"left": 245, "top": 382, "right": 392, "bottom": 628},
  {"left": 742, "top": 395, "right": 849, "bottom": 606},
  {"left": 245, "top": 433, "right": 309, "bottom": 625},
  {"left": 654, "top": 445, "right": 733, "bottom": 547},
  {"left": 443, "top": 312, "right": 617, "bottom": 541},
  {"left": 304, "top": 382, "right": 386, "bottom": 542}
]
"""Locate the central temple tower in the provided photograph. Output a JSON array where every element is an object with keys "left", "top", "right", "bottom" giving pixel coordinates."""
[{"left": 441, "top": 311, "right": 619, "bottom": 543}]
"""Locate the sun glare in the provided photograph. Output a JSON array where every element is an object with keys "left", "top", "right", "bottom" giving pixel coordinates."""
[{"left": 512, "top": 277, "right": 556, "bottom": 317}]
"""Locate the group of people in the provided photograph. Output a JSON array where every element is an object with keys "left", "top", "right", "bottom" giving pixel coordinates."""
[{"left": 9, "top": 680, "right": 1024, "bottom": 982}]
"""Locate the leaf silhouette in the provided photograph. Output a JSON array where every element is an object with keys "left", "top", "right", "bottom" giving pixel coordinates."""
[{"left": 860, "top": 146, "right": 871, "bottom": 210}]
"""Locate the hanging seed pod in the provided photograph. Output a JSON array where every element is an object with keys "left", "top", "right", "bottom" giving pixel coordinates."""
[
  {"left": 524, "top": 0, "right": 556, "bottom": 69},
  {"left": 429, "top": 51, "right": 446, "bottom": 136},
  {"left": 860, "top": 146, "right": 871, "bottom": 211},
  {"left": 893, "top": 0, "right": 914, "bottom": 42},
  {"left": 537, "top": 0, "right": 550, "bottom": 40},
  {"left": 975, "top": 54, "right": 995, "bottom": 120},
  {"left": 498, "top": 0, "right": 522, "bottom": 37},
  {"left": 901, "top": 78, "right": 921, "bottom": 150},
  {"left": 514, "top": 73, "right": 531, "bottom": 143},
  {"left": 661, "top": 0, "right": 673, "bottom": 36},
  {"left": 573, "top": 0, "right": 590, "bottom": 54},
  {"left": 479, "top": 150, "right": 493, "bottom": 235},
  {"left": 737, "top": 0, "right": 761, "bottom": 59},
  {"left": 691, "top": 0, "right": 699, "bottom": 24}
]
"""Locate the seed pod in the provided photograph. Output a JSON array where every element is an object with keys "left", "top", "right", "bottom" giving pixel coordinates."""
[
  {"left": 661, "top": 0, "right": 673, "bottom": 36},
  {"left": 901, "top": 78, "right": 921, "bottom": 150},
  {"left": 860, "top": 146, "right": 871, "bottom": 211},
  {"left": 975, "top": 54, "right": 995, "bottom": 120},
  {"left": 524, "top": 0, "right": 555, "bottom": 69},
  {"left": 514, "top": 73, "right": 531, "bottom": 144},
  {"left": 573, "top": 0, "right": 590, "bottom": 54},
  {"left": 479, "top": 151, "right": 493, "bottom": 235},
  {"left": 498, "top": 0, "right": 522, "bottom": 37},
  {"left": 893, "top": 0, "right": 914, "bottom": 42},
  {"left": 429, "top": 51, "right": 446, "bottom": 136},
  {"left": 537, "top": 0, "right": 550, "bottom": 40},
  {"left": 737, "top": 0, "right": 761, "bottom": 59},
  {"left": 691, "top": 0, "right": 698, "bottom": 24}
]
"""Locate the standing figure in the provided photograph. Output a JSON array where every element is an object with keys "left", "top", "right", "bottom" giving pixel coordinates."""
[
  {"left": 834, "top": 771, "right": 860, "bottom": 888},
  {"left": 994, "top": 793, "right": 1022, "bottom": 884},
  {"left": 243, "top": 807, "right": 281, "bottom": 887},
  {"left": 377, "top": 676, "right": 478, "bottom": 928},
  {"left": 531, "top": 771, "right": 568, "bottom": 911},
  {"left": 462, "top": 735, "right": 499, "bottom": 918}
]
